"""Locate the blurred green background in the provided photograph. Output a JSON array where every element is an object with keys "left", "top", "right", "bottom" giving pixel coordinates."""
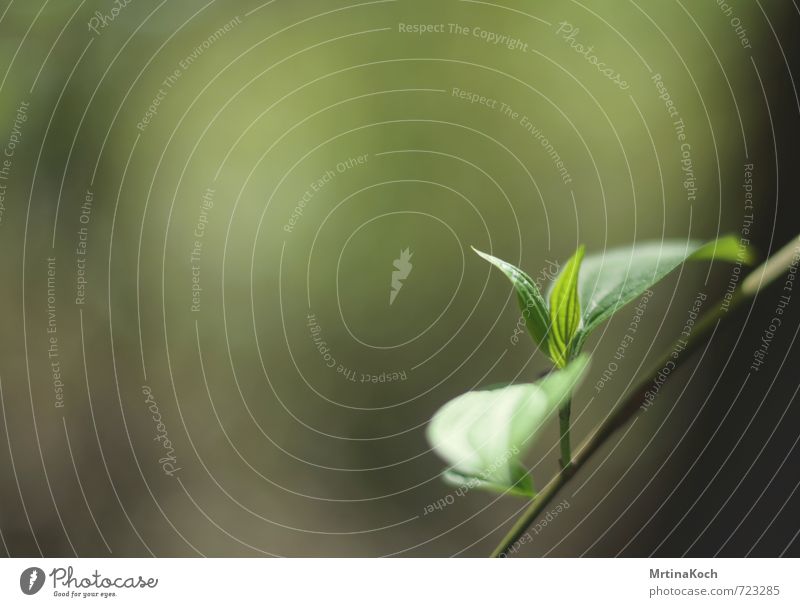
[{"left": 1, "top": 0, "right": 798, "bottom": 557}]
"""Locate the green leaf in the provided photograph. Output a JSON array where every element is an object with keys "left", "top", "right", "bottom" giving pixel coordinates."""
[
  {"left": 473, "top": 248, "right": 550, "bottom": 348},
  {"left": 442, "top": 467, "right": 535, "bottom": 497},
  {"left": 426, "top": 356, "right": 590, "bottom": 496},
  {"left": 555, "top": 235, "right": 754, "bottom": 352},
  {"left": 691, "top": 234, "right": 757, "bottom": 265},
  {"left": 548, "top": 246, "right": 584, "bottom": 368}
]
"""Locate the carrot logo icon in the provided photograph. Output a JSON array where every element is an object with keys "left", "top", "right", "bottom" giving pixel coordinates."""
[
  {"left": 390, "top": 248, "right": 413, "bottom": 305},
  {"left": 20, "top": 567, "right": 45, "bottom": 595}
]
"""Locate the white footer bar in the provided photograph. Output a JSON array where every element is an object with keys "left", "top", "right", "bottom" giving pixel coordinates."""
[{"left": 1, "top": 558, "right": 796, "bottom": 605}]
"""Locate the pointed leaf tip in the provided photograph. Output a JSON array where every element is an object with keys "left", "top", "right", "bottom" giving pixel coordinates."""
[{"left": 473, "top": 248, "right": 551, "bottom": 349}]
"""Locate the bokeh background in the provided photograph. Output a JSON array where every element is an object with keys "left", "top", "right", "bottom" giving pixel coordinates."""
[{"left": 0, "top": 0, "right": 798, "bottom": 557}]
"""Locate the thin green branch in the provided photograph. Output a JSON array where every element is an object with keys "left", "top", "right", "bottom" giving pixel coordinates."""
[{"left": 558, "top": 400, "right": 573, "bottom": 474}]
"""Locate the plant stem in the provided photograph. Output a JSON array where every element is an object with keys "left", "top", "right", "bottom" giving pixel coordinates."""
[
  {"left": 490, "top": 235, "right": 799, "bottom": 558},
  {"left": 558, "top": 400, "right": 573, "bottom": 474}
]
